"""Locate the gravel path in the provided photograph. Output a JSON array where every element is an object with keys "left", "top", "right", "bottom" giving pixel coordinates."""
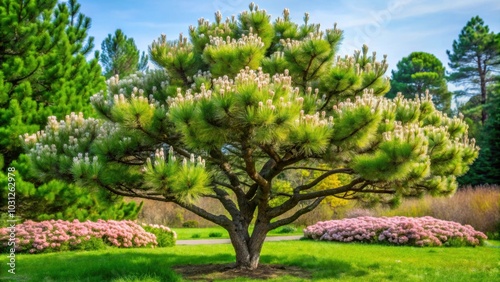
[{"left": 176, "top": 235, "right": 303, "bottom": 245}]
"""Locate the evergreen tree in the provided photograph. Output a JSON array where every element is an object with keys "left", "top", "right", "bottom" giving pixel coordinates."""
[
  {"left": 459, "top": 79, "right": 500, "bottom": 185},
  {"left": 100, "top": 29, "right": 149, "bottom": 78},
  {"left": 0, "top": 0, "right": 140, "bottom": 221},
  {"left": 447, "top": 16, "right": 500, "bottom": 124},
  {"left": 26, "top": 5, "right": 478, "bottom": 269},
  {"left": 387, "top": 52, "right": 452, "bottom": 113}
]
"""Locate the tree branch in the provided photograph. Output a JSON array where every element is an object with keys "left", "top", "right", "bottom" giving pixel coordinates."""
[
  {"left": 352, "top": 189, "right": 396, "bottom": 194},
  {"left": 268, "top": 177, "right": 364, "bottom": 218},
  {"left": 175, "top": 200, "right": 233, "bottom": 228},
  {"left": 212, "top": 180, "right": 235, "bottom": 190},
  {"left": 272, "top": 192, "right": 293, "bottom": 198},
  {"left": 269, "top": 197, "right": 324, "bottom": 230},
  {"left": 259, "top": 144, "right": 281, "bottom": 163},
  {"left": 241, "top": 141, "right": 268, "bottom": 187},
  {"left": 212, "top": 186, "right": 242, "bottom": 217},
  {"left": 297, "top": 178, "right": 366, "bottom": 200},
  {"left": 296, "top": 168, "right": 354, "bottom": 191},
  {"left": 283, "top": 166, "right": 334, "bottom": 172},
  {"left": 97, "top": 179, "right": 232, "bottom": 227},
  {"left": 210, "top": 149, "right": 241, "bottom": 188}
]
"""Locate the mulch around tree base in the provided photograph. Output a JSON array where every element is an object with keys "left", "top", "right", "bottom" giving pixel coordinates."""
[{"left": 172, "top": 263, "right": 312, "bottom": 281}]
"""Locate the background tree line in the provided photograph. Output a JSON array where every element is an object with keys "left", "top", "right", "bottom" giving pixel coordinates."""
[
  {"left": 388, "top": 16, "right": 500, "bottom": 186},
  {"left": 0, "top": 0, "right": 147, "bottom": 221}
]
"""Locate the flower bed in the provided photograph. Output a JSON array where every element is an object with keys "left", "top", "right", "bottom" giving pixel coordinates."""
[
  {"left": 0, "top": 219, "right": 175, "bottom": 254},
  {"left": 303, "top": 216, "right": 487, "bottom": 247}
]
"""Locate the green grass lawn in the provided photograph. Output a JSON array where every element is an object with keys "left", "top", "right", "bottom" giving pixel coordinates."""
[
  {"left": 4, "top": 240, "right": 499, "bottom": 281},
  {"left": 173, "top": 226, "right": 303, "bottom": 240}
]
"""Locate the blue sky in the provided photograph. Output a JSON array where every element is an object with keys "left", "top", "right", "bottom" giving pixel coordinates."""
[{"left": 78, "top": 0, "right": 500, "bottom": 74}]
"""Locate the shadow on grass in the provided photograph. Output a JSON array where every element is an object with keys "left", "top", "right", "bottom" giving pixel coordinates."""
[
  {"left": 16, "top": 250, "right": 231, "bottom": 282},
  {"left": 14, "top": 248, "right": 371, "bottom": 282},
  {"left": 260, "top": 254, "right": 372, "bottom": 280}
]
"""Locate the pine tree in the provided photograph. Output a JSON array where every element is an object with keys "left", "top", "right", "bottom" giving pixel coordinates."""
[
  {"left": 100, "top": 29, "right": 149, "bottom": 78},
  {"left": 459, "top": 79, "right": 500, "bottom": 185},
  {"left": 0, "top": 0, "right": 139, "bottom": 221},
  {"left": 26, "top": 5, "right": 478, "bottom": 269},
  {"left": 387, "top": 52, "right": 452, "bottom": 113},
  {"left": 447, "top": 16, "right": 500, "bottom": 124}
]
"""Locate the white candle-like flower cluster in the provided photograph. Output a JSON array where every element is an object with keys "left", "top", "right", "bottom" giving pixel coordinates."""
[
  {"left": 234, "top": 67, "right": 297, "bottom": 96},
  {"left": 73, "top": 152, "right": 98, "bottom": 165},
  {"left": 280, "top": 31, "right": 324, "bottom": 49},
  {"left": 183, "top": 151, "right": 206, "bottom": 167},
  {"left": 190, "top": 70, "right": 213, "bottom": 89},
  {"left": 207, "top": 32, "right": 264, "bottom": 48},
  {"left": 332, "top": 90, "right": 382, "bottom": 115},
  {"left": 168, "top": 34, "right": 191, "bottom": 56},
  {"left": 93, "top": 122, "right": 119, "bottom": 140},
  {"left": 394, "top": 89, "right": 434, "bottom": 107},
  {"left": 463, "top": 136, "right": 476, "bottom": 148},
  {"left": 169, "top": 67, "right": 299, "bottom": 108},
  {"left": 107, "top": 74, "right": 120, "bottom": 86},
  {"left": 22, "top": 112, "right": 96, "bottom": 145},
  {"left": 382, "top": 122, "right": 425, "bottom": 144},
  {"left": 31, "top": 144, "right": 58, "bottom": 161},
  {"left": 113, "top": 93, "right": 128, "bottom": 105},
  {"left": 113, "top": 92, "right": 153, "bottom": 109},
  {"left": 295, "top": 110, "right": 333, "bottom": 127},
  {"left": 424, "top": 125, "right": 476, "bottom": 150},
  {"left": 91, "top": 70, "right": 169, "bottom": 114},
  {"left": 147, "top": 146, "right": 206, "bottom": 168},
  {"left": 189, "top": 12, "right": 236, "bottom": 34},
  {"left": 22, "top": 113, "right": 102, "bottom": 167},
  {"left": 168, "top": 84, "right": 215, "bottom": 107}
]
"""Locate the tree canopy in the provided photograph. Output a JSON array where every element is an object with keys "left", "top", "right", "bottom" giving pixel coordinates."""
[
  {"left": 387, "top": 52, "right": 451, "bottom": 113},
  {"left": 459, "top": 79, "right": 500, "bottom": 185},
  {"left": 25, "top": 4, "right": 478, "bottom": 269},
  {"left": 100, "top": 29, "right": 149, "bottom": 78},
  {"left": 0, "top": 0, "right": 139, "bottom": 221},
  {"left": 447, "top": 16, "right": 500, "bottom": 124},
  {"left": 0, "top": 0, "right": 104, "bottom": 166}
]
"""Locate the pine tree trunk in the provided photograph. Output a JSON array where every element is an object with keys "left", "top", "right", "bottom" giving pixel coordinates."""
[
  {"left": 478, "top": 55, "right": 488, "bottom": 125},
  {"left": 228, "top": 223, "right": 268, "bottom": 270}
]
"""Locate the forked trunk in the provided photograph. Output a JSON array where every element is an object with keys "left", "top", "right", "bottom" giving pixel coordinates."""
[{"left": 228, "top": 224, "right": 268, "bottom": 270}]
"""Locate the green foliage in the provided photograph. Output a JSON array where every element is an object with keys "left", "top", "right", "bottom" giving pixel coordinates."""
[
  {"left": 276, "top": 225, "right": 297, "bottom": 234},
  {"left": 447, "top": 16, "right": 500, "bottom": 125},
  {"left": 0, "top": 0, "right": 138, "bottom": 221},
  {"left": 143, "top": 147, "right": 210, "bottom": 204},
  {"left": 182, "top": 220, "right": 199, "bottom": 228},
  {"left": 100, "top": 29, "right": 149, "bottom": 78},
  {"left": 387, "top": 52, "right": 452, "bottom": 112},
  {"left": 191, "top": 233, "right": 201, "bottom": 238},
  {"left": 0, "top": 0, "right": 105, "bottom": 167},
  {"left": 23, "top": 4, "right": 479, "bottom": 268},
  {"left": 203, "top": 33, "right": 266, "bottom": 78},
  {"left": 208, "top": 232, "right": 223, "bottom": 238},
  {"left": 142, "top": 225, "right": 176, "bottom": 247},
  {"left": 445, "top": 16, "right": 499, "bottom": 163},
  {"left": 0, "top": 172, "right": 141, "bottom": 221},
  {"left": 27, "top": 5, "right": 476, "bottom": 215},
  {"left": 459, "top": 82, "right": 500, "bottom": 185}
]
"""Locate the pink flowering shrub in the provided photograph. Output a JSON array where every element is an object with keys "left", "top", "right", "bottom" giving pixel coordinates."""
[
  {"left": 304, "top": 216, "right": 487, "bottom": 247},
  {"left": 0, "top": 219, "right": 174, "bottom": 254}
]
